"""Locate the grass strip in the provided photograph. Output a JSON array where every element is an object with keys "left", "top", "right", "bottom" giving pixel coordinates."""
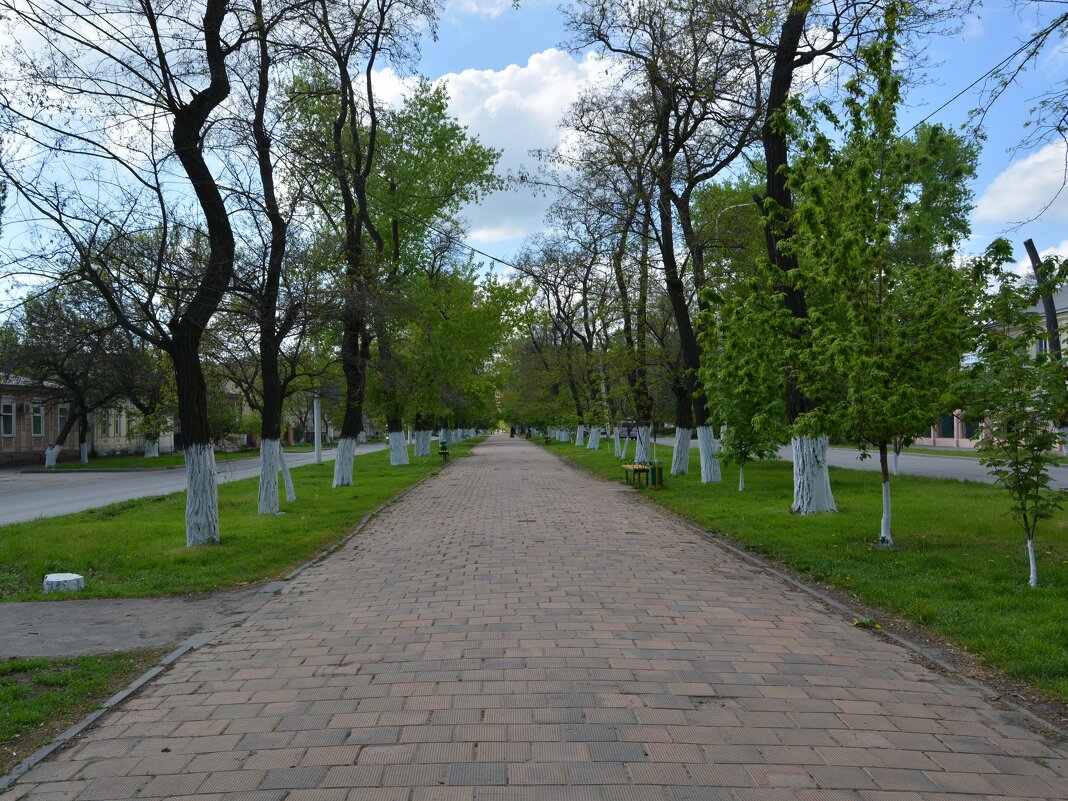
[
  {"left": 546, "top": 439, "right": 1068, "bottom": 701},
  {"left": 1, "top": 649, "right": 163, "bottom": 777},
  {"left": 0, "top": 442, "right": 475, "bottom": 601}
]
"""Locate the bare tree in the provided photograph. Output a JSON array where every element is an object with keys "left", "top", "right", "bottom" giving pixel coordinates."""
[{"left": 0, "top": 0, "right": 243, "bottom": 544}]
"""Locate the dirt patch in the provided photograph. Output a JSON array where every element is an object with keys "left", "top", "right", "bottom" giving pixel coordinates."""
[{"left": 0, "top": 585, "right": 266, "bottom": 659}]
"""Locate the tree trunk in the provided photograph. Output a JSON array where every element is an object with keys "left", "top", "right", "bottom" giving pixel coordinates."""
[
  {"left": 620, "top": 435, "right": 630, "bottom": 461},
  {"left": 388, "top": 419, "right": 409, "bottom": 466},
  {"left": 184, "top": 443, "right": 219, "bottom": 546},
  {"left": 671, "top": 427, "right": 690, "bottom": 475},
  {"left": 78, "top": 413, "right": 89, "bottom": 464},
  {"left": 575, "top": 424, "right": 585, "bottom": 447},
  {"left": 696, "top": 425, "right": 722, "bottom": 483},
  {"left": 257, "top": 438, "right": 281, "bottom": 515},
  {"left": 587, "top": 427, "right": 601, "bottom": 450},
  {"left": 333, "top": 437, "right": 357, "bottom": 487},
  {"left": 277, "top": 440, "right": 295, "bottom": 502},
  {"left": 144, "top": 438, "right": 159, "bottom": 459},
  {"left": 173, "top": 345, "right": 221, "bottom": 545},
  {"left": 636, "top": 426, "right": 651, "bottom": 463},
  {"left": 791, "top": 435, "right": 836, "bottom": 514},
  {"left": 739, "top": 463, "right": 746, "bottom": 492},
  {"left": 1027, "top": 536, "right": 1038, "bottom": 588},
  {"left": 44, "top": 444, "right": 61, "bottom": 468},
  {"left": 613, "top": 427, "right": 622, "bottom": 457},
  {"left": 879, "top": 441, "right": 893, "bottom": 546}
]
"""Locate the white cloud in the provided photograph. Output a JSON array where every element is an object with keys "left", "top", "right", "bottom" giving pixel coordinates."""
[
  {"left": 436, "top": 48, "right": 614, "bottom": 249},
  {"left": 369, "top": 49, "right": 613, "bottom": 254},
  {"left": 446, "top": 0, "right": 513, "bottom": 19},
  {"left": 975, "top": 141, "right": 1068, "bottom": 224}
]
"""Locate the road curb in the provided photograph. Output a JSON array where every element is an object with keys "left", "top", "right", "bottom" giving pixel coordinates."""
[{"left": 0, "top": 451, "right": 459, "bottom": 790}]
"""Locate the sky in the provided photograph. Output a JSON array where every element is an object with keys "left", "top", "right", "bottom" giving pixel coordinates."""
[{"left": 384, "top": 0, "right": 1068, "bottom": 273}]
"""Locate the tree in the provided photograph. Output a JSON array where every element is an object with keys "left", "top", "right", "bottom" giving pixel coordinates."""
[
  {"left": 2, "top": 286, "right": 123, "bottom": 466},
  {"left": 739, "top": 0, "right": 964, "bottom": 513},
  {"left": 0, "top": 0, "right": 243, "bottom": 545},
  {"left": 285, "top": 0, "right": 436, "bottom": 487},
  {"left": 785, "top": 4, "right": 980, "bottom": 544},
  {"left": 567, "top": 0, "right": 761, "bottom": 476},
  {"left": 966, "top": 239, "right": 1068, "bottom": 588}
]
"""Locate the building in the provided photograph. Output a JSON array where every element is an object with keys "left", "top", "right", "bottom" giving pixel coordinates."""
[
  {"left": 91, "top": 404, "right": 175, "bottom": 457},
  {"left": 914, "top": 284, "right": 1068, "bottom": 451},
  {"left": 0, "top": 376, "right": 79, "bottom": 467}
]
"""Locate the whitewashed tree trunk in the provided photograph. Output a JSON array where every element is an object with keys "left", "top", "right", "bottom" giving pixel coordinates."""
[
  {"left": 389, "top": 431, "right": 409, "bottom": 465},
  {"left": 587, "top": 427, "right": 601, "bottom": 450},
  {"left": 791, "top": 435, "right": 837, "bottom": 514},
  {"left": 415, "top": 430, "right": 431, "bottom": 457},
  {"left": 257, "top": 439, "right": 281, "bottom": 515},
  {"left": 277, "top": 441, "right": 296, "bottom": 502},
  {"left": 620, "top": 436, "right": 630, "bottom": 461},
  {"left": 636, "top": 426, "right": 651, "bottom": 462},
  {"left": 891, "top": 450, "right": 899, "bottom": 476},
  {"left": 880, "top": 481, "right": 893, "bottom": 546},
  {"left": 144, "top": 439, "right": 160, "bottom": 458},
  {"left": 185, "top": 443, "right": 220, "bottom": 546},
  {"left": 44, "top": 444, "right": 61, "bottom": 468},
  {"left": 79, "top": 443, "right": 88, "bottom": 464},
  {"left": 671, "top": 428, "right": 690, "bottom": 475},
  {"left": 439, "top": 427, "right": 448, "bottom": 445},
  {"left": 696, "top": 426, "right": 722, "bottom": 483},
  {"left": 613, "top": 427, "right": 621, "bottom": 457},
  {"left": 739, "top": 464, "right": 745, "bottom": 492},
  {"left": 357, "top": 430, "right": 367, "bottom": 443},
  {"left": 333, "top": 436, "right": 357, "bottom": 487},
  {"left": 1027, "top": 538, "right": 1038, "bottom": 587},
  {"left": 575, "top": 425, "right": 585, "bottom": 448},
  {"left": 313, "top": 397, "right": 322, "bottom": 465}
]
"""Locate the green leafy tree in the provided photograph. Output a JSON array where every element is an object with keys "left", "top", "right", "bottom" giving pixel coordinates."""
[
  {"left": 785, "top": 3, "right": 980, "bottom": 545},
  {"left": 965, "top": 239, "right": 1068, "bottom": 588}
]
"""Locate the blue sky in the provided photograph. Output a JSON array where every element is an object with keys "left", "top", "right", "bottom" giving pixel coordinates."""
[{"left": 402, "top": 1, "right": 1068, "bottom": 272}]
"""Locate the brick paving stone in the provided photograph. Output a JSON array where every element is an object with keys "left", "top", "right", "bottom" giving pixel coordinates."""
[{"left": 8, "top": 435, "right": 1068, "bottom": 800}]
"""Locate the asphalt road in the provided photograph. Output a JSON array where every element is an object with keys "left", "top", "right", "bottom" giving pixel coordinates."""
[
  {"left": 0, "top": 444, "right": 387, "bottom": 526},
  {"left": 651, "top": 436, "right": 1068, "bottom": 490}
]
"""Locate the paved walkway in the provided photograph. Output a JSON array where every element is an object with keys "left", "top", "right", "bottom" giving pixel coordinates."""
[{"left": 8, "top": 435, "right": 1068, "bottom": 800}]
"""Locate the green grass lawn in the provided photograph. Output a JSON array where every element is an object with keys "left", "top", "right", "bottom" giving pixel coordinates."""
[
  {"left": 1, "top": 651, "right": 163, "bottom": 777},
  {"left": 0, "top": 442, "right": 475, "bottom": 601},
  {"left": 547, "top": 439, "right": 1068, "bottom": 702}
]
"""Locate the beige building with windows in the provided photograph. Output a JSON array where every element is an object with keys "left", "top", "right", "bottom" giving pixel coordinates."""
[
  {"left": 0, "top": 376, "right": 78, "bottom": 466},
  {"left": 91, "top": 404, "right": 175, "bottom": 457}
]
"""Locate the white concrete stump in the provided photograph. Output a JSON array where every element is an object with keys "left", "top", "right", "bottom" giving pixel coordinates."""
[{"left": 43, "top": 572, "right": 84, "bottom": 593}]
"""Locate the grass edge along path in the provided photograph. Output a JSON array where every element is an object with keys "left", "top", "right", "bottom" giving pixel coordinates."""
[
  {"left": 1, "top": 442, "right": 480, "bottom": 778},
  {"left": 542, "top": 438, "right": 1068, "bottom": 707},
  {"left": 0, "top": 650, "right": 164, "bottom": 779},
  {"left": 0, "top": 440, "right": 479, "bottom": 601}
]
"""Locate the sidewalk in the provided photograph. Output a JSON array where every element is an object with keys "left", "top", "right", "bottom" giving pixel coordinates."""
[{"left": 8, "top": 434, "right": 1068, "bottom": 800}]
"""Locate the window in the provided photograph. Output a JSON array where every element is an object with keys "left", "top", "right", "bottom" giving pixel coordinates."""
[
  {"left": 964, "top": 419, "right": 979, "bottom": 440},
  {"left": 939, "top": 413, "right": 956, "bottom": 439},
  {"left": 31, "top": 400, "right": 44, "bottom": 437},
  {"left": 1, "top": 398, "right": 13, "bottom": 437}
]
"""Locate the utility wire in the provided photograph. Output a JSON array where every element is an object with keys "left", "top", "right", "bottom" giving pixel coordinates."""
[
  {"left": 365, "top": 17, "right": 1066, "bottom": 264},
  {"left": 901, "top": 13, "right": 1067, "bottom": 138},
  {"left": 365, "top": 189, "right": 522, "bottom": 272}
]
